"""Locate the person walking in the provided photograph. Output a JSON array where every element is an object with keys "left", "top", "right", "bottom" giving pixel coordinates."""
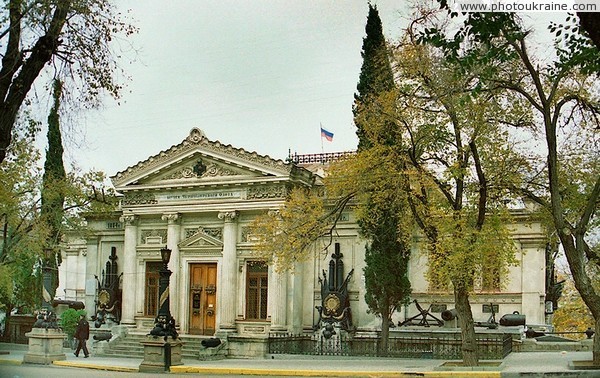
[{"left": 74, "top": 313, "right": 90, "bottom": 358}]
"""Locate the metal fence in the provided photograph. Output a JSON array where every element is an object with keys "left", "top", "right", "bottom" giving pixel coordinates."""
[{"left": 268, "top": 332, "right": 512, "bottom": 360}]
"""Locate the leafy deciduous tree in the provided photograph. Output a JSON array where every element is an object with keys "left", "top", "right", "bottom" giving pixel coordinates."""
[
  {"left": 420, "top": 7, "right": 600, "bottom": 365},
  {"left": 0, "top": 0, "right": 136, "bottom": 164},
  {"left": 376, "top": 24, "right": 523, "bottom": 364}
]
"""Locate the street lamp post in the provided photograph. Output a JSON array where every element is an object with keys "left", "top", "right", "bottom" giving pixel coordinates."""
[
  {"left": 141, "top": 246, "right": 183, "bottom": 372},
  {"left": 41, "top": 248, "right": 54, "bottom": 312},
  {"left": 149, "top": 246, "right": 178, "bottom": 340}
]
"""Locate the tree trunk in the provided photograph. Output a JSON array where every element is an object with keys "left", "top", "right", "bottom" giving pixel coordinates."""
[
  {"left": 561, "top": 232, "right": 600, "bottom": 366},
  {"left": 0, "top": 2, "right": 70, "bottom": 164},
  {"left": 380, "top": 305, "right": 390, "bottom": 356},
  {"left": 454, "top": 282, "right": 478, "bottom": 366},
  {"left": 594, "top": 316, "right": 600, "bottom": 365}
]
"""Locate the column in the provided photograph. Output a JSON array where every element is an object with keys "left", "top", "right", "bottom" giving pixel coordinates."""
[
  {"left": 120, "top": 214, "right": 138, "bottom": 326},
  {"left": 217, "top": 211, "right": 238, "bottom": 331},
  {"left": 290, "top": 261, "right": 305, "bottom": 333},
  {"left": 269, "top": 264, "right": 288, "bottom": 332},
  {"left": 162, "top": 213, "right": 181, "bottom": 325},
  {"left": 63, "top": 250, "right": 79, "bottom": 300},
  {"left": 521, "top": 242, "right": 545, "bottom": 324}
]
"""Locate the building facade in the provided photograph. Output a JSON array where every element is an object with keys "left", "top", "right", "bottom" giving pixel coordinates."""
[{"left": 58, "top": 128, "right": 549, "bottom": 342}]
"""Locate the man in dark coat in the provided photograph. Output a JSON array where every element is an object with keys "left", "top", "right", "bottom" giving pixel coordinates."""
[{"left": 74, "top": 314, "right": 90, "bottom": 358}]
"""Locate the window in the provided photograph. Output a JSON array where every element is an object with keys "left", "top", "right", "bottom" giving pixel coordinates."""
[
  {"left": 144, "top": 262, "right": 162, "bottom": 317},
  {"left": 246, "top": 261, "right": 268, "bottom": 320}
]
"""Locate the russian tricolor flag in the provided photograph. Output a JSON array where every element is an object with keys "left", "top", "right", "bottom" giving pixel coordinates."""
[{"left": 320, "top": 126, "right": 334, "bottom": 142}]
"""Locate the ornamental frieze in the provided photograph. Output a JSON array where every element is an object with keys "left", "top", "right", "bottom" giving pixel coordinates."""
[
  {"left": 140, "top": 229, "right": 167, "bottom": 244},
  {"left": 241, "top": 227, "right": 250, "bottom": 242},
  {"left": 122, "top": 192, "right": 158, "bottom": 206},
  {"left": 247, "top": 185, "right": 287, "bottom": 199}
]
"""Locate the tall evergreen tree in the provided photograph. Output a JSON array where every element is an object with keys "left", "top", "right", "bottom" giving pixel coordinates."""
[
  {"left": 354, "top": 4, "right": 411, "bottom": 354},
  {"left": 41, "top": 79, "right": 66, "bottom": 299},
  {"left": 353, "top": 3, "right": 396, "bottom": 151},
  {"left": 362, "top": 201, "right": 411, "bottom": 354}
]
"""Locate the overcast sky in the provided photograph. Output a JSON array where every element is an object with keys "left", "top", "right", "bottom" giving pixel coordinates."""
[{"left": 63, "top": 1, "right": 561, "bottom": 177}]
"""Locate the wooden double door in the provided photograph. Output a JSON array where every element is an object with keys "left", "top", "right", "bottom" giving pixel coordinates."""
[{"left": 189, "top": 263, "right": 217, "bottom": 335}]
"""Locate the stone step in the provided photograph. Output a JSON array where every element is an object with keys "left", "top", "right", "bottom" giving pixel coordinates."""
[{"left": 95, "top": 330, "right": 224, "bottom": 360}]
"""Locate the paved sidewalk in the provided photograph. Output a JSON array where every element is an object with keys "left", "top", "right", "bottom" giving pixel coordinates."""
[{"left": 0, "top": 342, "right": 598, "bottom": 376}]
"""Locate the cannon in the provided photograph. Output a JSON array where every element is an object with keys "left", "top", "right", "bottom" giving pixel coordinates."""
[
  {"left": 499, "top": 312, "right": 526, "bottom": 326},
  {"left": 441, "top": 309, "right": 457, "bottom": 321},
  {"left": 93, "top": 332, "right": 112, "bottom": 341},
  {"left": 201, "top": 338, "right": 221, "bottom": 348},
  {"left": 52, "top": 300, "right": 85, "bottom": 310}
]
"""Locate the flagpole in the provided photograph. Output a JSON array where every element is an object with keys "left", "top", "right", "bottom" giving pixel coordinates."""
[{"left": 320, "top": 122, "right": 324, "bottom": 155}]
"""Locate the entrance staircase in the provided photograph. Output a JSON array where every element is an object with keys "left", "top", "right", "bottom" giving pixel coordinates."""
[{"left": 94, "top": 330, "right": 226, "bottom": 360}]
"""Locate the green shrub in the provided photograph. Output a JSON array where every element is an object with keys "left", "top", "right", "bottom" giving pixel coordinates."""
[{"left": 59, "top": 309, "right": 86, "bottom": 339}]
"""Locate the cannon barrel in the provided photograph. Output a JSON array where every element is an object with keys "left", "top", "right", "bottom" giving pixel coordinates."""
[
  {"left": 499, "top": 313, "right": 526, "bottom": 326},
  {"left": 93, "top": 332, "right": 112, "bottom": 341},
  {"left": 441, "top": 309, "right": 457, "bottom": 321},
  {"left": 201, "top": 338, "right": 221, "bottom": 348}
]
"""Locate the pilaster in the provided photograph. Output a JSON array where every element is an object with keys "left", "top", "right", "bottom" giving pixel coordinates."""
[
  {"left": 217, "top": 211, "right": 238, "bottom": 331},
  {"left": 269, "top": 264, "right": 288, "bottom": 332},
  {"left": 120, "top": 214, "right": 139, "bottom": 326},
  {"left": 85, "top": 238, "right": 99, "bottom": 318}
]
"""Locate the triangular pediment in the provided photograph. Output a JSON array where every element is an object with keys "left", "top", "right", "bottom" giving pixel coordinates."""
[
  {"left": 111, "top": 128, "right": 302, "bottom": 189},
  {"left": 179, "top": 228, "right": 223, "bottom": 249},
  {"left": 134, "top": 152, "right": 261, "bottom": 186}
]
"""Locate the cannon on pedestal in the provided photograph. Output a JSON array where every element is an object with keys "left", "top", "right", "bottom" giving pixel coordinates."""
[{"left": 499, "top": 312, "right": 526, "bottom": 326}]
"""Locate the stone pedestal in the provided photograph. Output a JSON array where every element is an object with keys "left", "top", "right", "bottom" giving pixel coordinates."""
[
  {"left": 139, "top": 336, "right": 183, "bottom": 373},
  {"left": 22, "top": 328, "right": 66, "bottom": 364}
]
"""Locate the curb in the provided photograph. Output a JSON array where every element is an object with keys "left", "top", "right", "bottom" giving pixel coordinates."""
[
  {"left": 0, "top": 358, "right": 22, "bottom": 366},
  {"left": 53, "top": 360, "right": 138, "bottom": 372},
  {"left": 169, "top": 366, "right": 502, "bottom": 377}
]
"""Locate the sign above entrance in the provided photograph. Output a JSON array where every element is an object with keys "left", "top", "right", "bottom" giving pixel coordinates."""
[{"left": 156, "top": 190, "right": 244, "bottom": 203}]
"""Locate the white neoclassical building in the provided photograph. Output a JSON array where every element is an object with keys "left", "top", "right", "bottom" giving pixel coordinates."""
[{"left": 58, "top": 128, "right": 549, "bottom": 348}]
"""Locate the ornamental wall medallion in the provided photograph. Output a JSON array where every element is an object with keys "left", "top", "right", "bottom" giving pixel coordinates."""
[{"left": 123, "top": 192, "right": 158, "bottom": 206}]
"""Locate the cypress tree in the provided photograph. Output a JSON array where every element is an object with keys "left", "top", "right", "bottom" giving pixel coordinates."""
[
  {"left": 354, "top": 4, "right": 411, "bottom": 355},
  {"left": 353, "top": 3, "right": 396, "bottom": 151},
  {"left": 41, "top": 79, "right": 66, "bottom": 298},
  {"left": 362, "top": 204, "right": 411, "bottom": 355}
]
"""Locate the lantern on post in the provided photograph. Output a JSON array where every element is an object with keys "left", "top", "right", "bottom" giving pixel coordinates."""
[{"left": 149, "top": 246, "right": 178, "bottom": 340}]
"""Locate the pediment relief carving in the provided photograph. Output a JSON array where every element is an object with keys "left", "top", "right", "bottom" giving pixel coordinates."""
[
  {"left": 179, "top": 228, "right": 223, "bottom": 249},
  {"left": 184, "top": 227, "right": 222, "bottom": 240},
  {"left": 159, "top": 159, "right": 244, "bottom": 181}
]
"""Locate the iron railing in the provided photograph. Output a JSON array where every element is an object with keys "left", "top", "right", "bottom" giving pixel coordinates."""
[
  {"left": 288, "top": 151, "right": 356, "bottom": 165},
  {"left": 268, "top": 332, "right": 512, "bottom": 360}
]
